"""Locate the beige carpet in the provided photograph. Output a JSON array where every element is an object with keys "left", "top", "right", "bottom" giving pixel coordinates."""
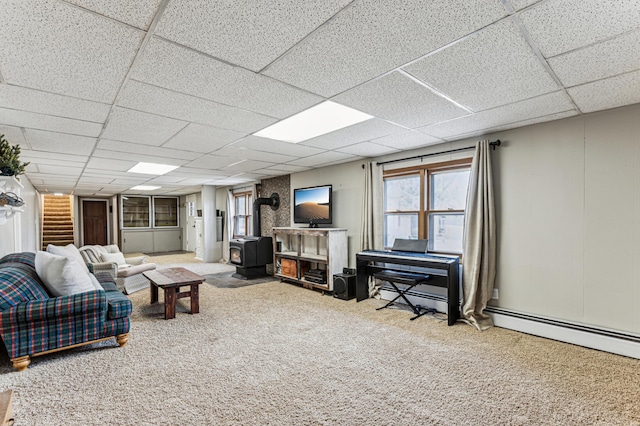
[{"left": 0, "top": 278, "right": 639, "bottom": 425}]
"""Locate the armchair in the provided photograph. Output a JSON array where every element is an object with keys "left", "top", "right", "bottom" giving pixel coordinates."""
[{"left": 79, "top": 245, "right": 156, "bottom": 294}]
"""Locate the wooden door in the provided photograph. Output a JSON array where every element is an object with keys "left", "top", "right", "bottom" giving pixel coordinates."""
[{"left": 82, "top": 200, "right": 108, "bottom": 246}]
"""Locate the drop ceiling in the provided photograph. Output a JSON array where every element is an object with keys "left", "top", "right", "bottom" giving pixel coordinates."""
[{"left": 1, "top": 0, "right": 639, "bottom": 196}]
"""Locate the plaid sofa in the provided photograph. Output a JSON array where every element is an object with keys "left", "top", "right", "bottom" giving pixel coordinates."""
[{"left": 0, "top": 252, "right": 132, "bottom": 371}]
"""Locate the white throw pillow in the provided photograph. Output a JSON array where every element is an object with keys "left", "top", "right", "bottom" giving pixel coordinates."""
[
  {"left": 35, "top": 251, "right": 96, "bottom": 297},
  {"left": 101, "top": 252, "right": 127, "bottom": 266},
  {"left": 47, "top": 244, "right": 88, "bottom": 272}
]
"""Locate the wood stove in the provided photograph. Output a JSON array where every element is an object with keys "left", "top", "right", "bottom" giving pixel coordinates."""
[
  {"left": 229, "top": 236, "right": 273, "bottom": 279},
  {"left": 229, "top": 192, "right": 279, "bottom": 279}
]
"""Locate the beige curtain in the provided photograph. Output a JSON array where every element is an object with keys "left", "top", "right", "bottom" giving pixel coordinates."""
[
  {"left": 462, "top": 140, "right": 497, "bottom": 331},
  {"left": 361, "top": 162, "right": 384, "bottom": 297}
]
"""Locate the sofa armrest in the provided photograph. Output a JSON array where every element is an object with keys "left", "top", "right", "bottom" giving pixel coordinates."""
[
  {"left": 87, "top": 261, "right": 118, "bottom": 279},
  {"left": 126, "top": 256, "right": 146, "bottom": 266},
  {"left": 1, "top": 290, "right": 107, "bottom": 323}
]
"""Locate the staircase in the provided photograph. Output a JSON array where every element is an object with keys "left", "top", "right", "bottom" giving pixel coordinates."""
[{"left": 42, "top": 194, "right": 74, "bottom": 250}]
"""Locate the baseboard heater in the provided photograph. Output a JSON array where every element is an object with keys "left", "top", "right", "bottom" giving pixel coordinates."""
[
  {"left": 484, "top": 306, "right": 640, "bottom": 344},
  {"left": 379, "top": 286, "right": 640, "bottom": 359}
]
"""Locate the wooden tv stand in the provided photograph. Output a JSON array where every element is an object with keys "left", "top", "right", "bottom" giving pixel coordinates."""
[{"left": 272, "top": 227, "right": 348, "bottom": 292}]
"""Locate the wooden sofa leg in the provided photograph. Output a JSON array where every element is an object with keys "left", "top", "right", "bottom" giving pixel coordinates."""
[
  {"left": 116, "top": 333, "right": 129, "bottom": 347},
  {"left": 11, "top": 356, "right": 30, "bottom": 372}
]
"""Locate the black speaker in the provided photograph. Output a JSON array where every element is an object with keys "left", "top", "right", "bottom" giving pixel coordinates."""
[{"left": 333, "top": 273, "right": 356, "bottom": 300}]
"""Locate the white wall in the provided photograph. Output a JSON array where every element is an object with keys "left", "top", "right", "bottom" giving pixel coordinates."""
[
  {"left": 488, "top": 104, "right": 640, "bottom": 335},
  {"left": 290, "top": 161, "right": 364, "bottom": 266},
  {"left": 299, "top": 103, "right": 640, "bottom": 336},
  {"left": 0, "top": 175, "right": 39, "bottom": 257}
]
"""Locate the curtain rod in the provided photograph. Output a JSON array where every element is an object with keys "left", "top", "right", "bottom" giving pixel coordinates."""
[{"left": 376, "top": 139, "right": 501, "bottom": 167}]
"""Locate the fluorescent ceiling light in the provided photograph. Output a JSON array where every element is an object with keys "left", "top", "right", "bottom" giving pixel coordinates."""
[
  {"left": 130, "top": 185, "right": 161, "bottom": 191},
  {"left": 53, "top": 192, "right": 64, "bottom": 196},
  {"left": 127, "top": 162, "right": 179, "bottom": 175},
  {"left": 253, "top": 101, "right": 373, "bottom": 143}
]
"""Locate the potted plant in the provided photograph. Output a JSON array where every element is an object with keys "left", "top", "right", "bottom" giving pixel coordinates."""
[{"left": 0, "top": 134, "right": 29, "bottom": 176}]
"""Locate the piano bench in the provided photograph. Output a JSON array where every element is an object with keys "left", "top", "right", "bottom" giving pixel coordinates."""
[
  {"left": 373, "top": 270, "right": 431, "bottom": 286},
  {"left": 374, "top": 270, "right": 433, "bottom": 320}
]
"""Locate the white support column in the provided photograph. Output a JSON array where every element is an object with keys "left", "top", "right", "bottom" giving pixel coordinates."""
[{"left": 201, "top": 185, "right": 217, "bottom": 262}]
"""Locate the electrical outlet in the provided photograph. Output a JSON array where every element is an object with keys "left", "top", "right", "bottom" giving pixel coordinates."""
[{"left": 492, "top": 288, "right": 499, "bottom": 300}]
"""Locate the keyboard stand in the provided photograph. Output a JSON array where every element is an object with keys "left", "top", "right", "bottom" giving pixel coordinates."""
[{"left": 374, "top": 270, "right": 433, "bottom": 320}]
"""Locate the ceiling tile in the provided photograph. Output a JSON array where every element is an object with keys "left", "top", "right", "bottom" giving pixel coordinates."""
[
  {"left": 185, "top": 155, "right": 243, "bottom": 170},
  {"left": 168, "top": 168, "right": 230, "bottom": 179},
  {"left": 24, "top": 129, "right": 96, "bottom": 156},
  {"left": 36, "top": 164, "right": 83, "bottom": 177},
  {"left": 446, "top": 110, "right": 578, "bottom": 140},
  {"left": 0, "top": 125, "right": 28, "bottom": 147},
  {"left": 567, "top": 70, "right": 640, "bottom": 113},
  {"left": 264, "top": 164, "right": 311, "bottom": 173},
  {"left": 333, "top": 72, "right": 469, "bottom": 128},
  {"left": 65, "top": 0, "right": 163, "bottom": 30},
  {"left": 214, "top": 147, "right": 297, "bottom": 164},
  {"left": 172, "top": 177, "right": 217, "bottom": 186},
  {"left": 86, "top": 157, "right": 138, "bottom": 172},
  {"left": 337, "top": 142, "right": 400, "bottom": 156},
  {"left": 0, "top": 108, "right": 102, "bottom": 137},
  {"left": 250, "top": 169, "right": 284, "bottom": 177},
  {"left": 548, "top": 29, "right": 640, "bottom": 87},
  {"left": 371, "top": 130, "right": 442, "bottom": 150},
  {"left": 0, "top": 84, "right": 110, "bottom": 123},
  {"left": 119, "top": 80, "right": 277, "bottom": 133},
  {"left": 131, "top": 39, "right": 322, "bottom": 119},
  {"left": 300, "top": 118, "right": 405, "bottom": 150},
  {"left": 418, "top": 90, "right": 576, "bottom": 139},
  {"left": 510, "top": 0, "right": 541, "bottom": 11},
  {"left": 155, "top": 0, "right": 351, "bottom": 71},
  {"left": 208, "top": 176, "right": 257, "bottom": 186},
  {"left": 223, "top": 160, "right": 277, "bottom": 173},
  {"left": 101, "top": 107, "right": 188, "bottom": 146},
  {"left": 144, "top": 175, "right": 187, "bottom": 184},
  {"left": 231, "top": 136, "right": 325, "bottom": 157},
  {"left": 97, "top": 139, "right": 201, "bottom": 160},
  {"left": 92, "top": 149, "right": 189, "bottom": 167},
  {"left": 262, "top": 0, "right": 506, "bottom": 97},
  {"left": 161, "top": 123, "right": 245, "bottom": 153},
  {"left": 520, "top": 0, "right": 640, "bottom": 58},
  {"left": 286, "top": 151, "right": 358, "bottom": 167},
  {"left": 20, "top": 150, "right": 89, "bottom": 164},
  {"left": 77, "top": 176, "right": 115, "bottom": 184},
  {"left": 405, "top": 19, "right": 558, "bottom": 111},
  {"left": 0, "top": 0, "right": 144, "bottom": 103}
]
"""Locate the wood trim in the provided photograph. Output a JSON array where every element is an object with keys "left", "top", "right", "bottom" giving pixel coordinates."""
[
  {"left": 10, "top": 333, "right": 129, "bottom": 371},
  {"left": 383, "top": 157, "right": 472, "bottom": 176}
]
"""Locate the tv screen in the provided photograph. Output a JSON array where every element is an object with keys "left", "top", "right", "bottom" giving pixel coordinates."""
[{"left": 293, "top": 185, "right": 332, "bottom": 226}]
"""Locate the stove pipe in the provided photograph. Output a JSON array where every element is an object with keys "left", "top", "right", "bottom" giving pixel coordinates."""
[{"left": 253, "top": 193, "right": 280, "bottom": 236}]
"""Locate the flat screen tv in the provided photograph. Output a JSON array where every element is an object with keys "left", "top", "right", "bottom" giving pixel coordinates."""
[{"left": 293, "top": 184, "right": 332, "bottom": 227}]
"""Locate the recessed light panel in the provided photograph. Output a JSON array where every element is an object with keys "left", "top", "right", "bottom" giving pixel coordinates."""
[
  {"left": 130, "top": 185, "right": 161, "bottom": 191},
  {"left": 253, "top": 101, "right": 373, "bottom": 143},
  {"left": 127, "top": 162, "right": 179, "bottom": 175}
]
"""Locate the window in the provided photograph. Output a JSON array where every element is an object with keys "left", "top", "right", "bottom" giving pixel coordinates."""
[
  {"left": 233, "top": 191, "right": 253, "bottom": 237},
  {"left": 383, "top": 159, "right": 471, "bottom": 255},
  {"left": 384, "top": 175, "right": 420, "bottom": 247}
]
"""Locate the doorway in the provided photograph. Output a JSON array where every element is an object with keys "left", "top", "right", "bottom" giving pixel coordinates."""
[{"left": 82, "top": 199, "right": 109, "bottom": 246}]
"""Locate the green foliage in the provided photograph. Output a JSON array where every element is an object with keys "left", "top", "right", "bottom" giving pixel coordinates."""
[{"left": 0, "top": 134, "right": 29, "bottom": 176}]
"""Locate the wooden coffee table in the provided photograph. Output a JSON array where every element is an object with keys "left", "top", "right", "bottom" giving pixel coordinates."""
[{"left": 143, "top": 267, "right": 205, "bottom": 320}]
